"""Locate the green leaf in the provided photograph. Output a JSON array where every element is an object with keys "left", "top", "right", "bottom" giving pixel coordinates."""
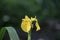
[
  {"left": 0, "top": 27, "right": 20, "bottom": 40},
  {"left": 0, "top": 28, "right": 6, "bottom": 40}
]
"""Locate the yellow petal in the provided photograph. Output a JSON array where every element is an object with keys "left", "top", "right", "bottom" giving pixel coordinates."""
[
  {"left": 35, "top": 21, "right": 40, "bottom": 31},
  {"left": 21, "top": 15, "right": 31, "bottom": 33},
  {"left": 31, "top": 16, "right": 36, "bottom": 21}
]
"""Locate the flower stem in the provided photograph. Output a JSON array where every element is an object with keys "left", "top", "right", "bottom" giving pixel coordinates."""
[{"left": 28, "top": 31, "right": 31, "bottom": 40}]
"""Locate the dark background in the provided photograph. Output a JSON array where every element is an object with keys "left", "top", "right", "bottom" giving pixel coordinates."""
[{"left": 0, "top": 0, "right": 60, "bottom": 40}]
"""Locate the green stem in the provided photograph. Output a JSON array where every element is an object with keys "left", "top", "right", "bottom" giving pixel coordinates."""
[{"left": 28, "top": 31, "right": 31, "bottom": 40}]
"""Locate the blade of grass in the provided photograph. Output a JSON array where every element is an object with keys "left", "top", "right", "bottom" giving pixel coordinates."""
[
  {"left": 5, "top": 27, "right": 20, "bottom": 40},
  {"left": 0, "top": 28, "right": 6, "bottom": 40},
  {"left": 0, "top": 27, "right": 20, "bottom": 40}
]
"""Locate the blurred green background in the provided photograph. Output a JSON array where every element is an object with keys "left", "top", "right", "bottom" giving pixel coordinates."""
[{"left": 0, "top": 0, "right": 60, "bottom": 40}]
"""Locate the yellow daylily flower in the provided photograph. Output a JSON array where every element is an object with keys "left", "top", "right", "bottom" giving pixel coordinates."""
[{"left": 21, "top": 15, "right": 40, "bottom": 33}]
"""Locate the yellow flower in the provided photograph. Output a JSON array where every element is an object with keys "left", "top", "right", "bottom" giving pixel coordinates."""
[
  {"left": 21, "top": 15, "right": 31, "bottom": 32},
  {"left": 21, "top": 15, "right": 40, "bottom": 33}
]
